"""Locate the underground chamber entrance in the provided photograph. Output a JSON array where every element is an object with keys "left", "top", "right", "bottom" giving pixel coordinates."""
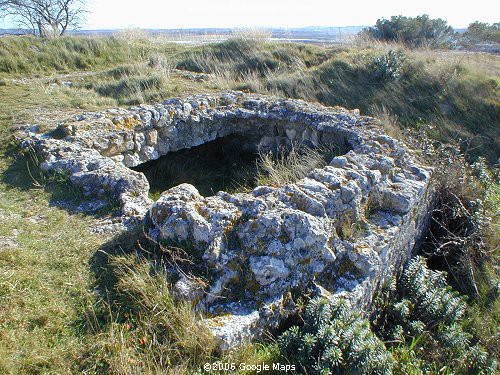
[{"left": 132, "top": 134, "right": 343, "bottom": 199}]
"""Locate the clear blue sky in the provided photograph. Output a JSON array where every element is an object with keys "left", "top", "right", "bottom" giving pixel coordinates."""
[{"left": 2, "top": 0, "right": 499, "bottom": 29}]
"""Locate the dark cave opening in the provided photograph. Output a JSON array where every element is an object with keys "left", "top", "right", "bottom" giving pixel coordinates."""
[
  {"left": 132, "top": 134, "right": 264, "bottom": 198},
  {"left": 132, "top": 133, "right": 344, "bottom": 199}
]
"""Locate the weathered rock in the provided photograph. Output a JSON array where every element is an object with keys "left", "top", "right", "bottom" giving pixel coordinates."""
[
  {"left": 22, "top": 91, "right": 433, "bottom": 348},
  {"left": 21, "top": 136, "right": 153, "bottom": 224},
  {"left": 0, "top": 236, "right": 19, "bottom": 250}
]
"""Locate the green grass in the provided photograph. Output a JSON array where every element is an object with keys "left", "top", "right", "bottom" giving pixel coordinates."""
[
  {"left": 0, "top": 34, "right": 498, "bottom": 373},
  {"left": 0, "top": 35, "right": 185, "bottom": 76},
  {"left": 1, "top": 35, "right": 497, "bottom": 160},
  {"left": 0, "top": 148, "right": 106, "bottom": 373}
]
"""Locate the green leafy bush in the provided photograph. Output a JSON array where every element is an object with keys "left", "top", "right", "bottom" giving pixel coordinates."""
[
  {"left": 462, "top": 22, "right": 500, "bottom": 44},
  {"left": 373, "top": 257, "right": 497, "bottom": 374},
  {"left": 363, "top": 15, "right": 455, "bottom": 48},
  {"left": 279, "top": 297, "right": 394, "bottom": 374}
]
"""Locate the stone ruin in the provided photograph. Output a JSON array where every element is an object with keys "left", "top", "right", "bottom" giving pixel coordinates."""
[{"left": 23, "top": 91, "right": 433, "bottom": 349}]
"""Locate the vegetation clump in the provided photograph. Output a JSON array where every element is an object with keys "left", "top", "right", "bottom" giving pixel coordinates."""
[
  {"left": 279, "top": 297, "right": 394, "bottom": 374},
  {"left": 422, "top": 150, "right": 495, "bottom": 298},
  {"left": 373, "top": 257, "right": 497, "bottom": 374},
  {"left": 255, "top": 145, "right": 333, "bottom": 187},
  {"left": 462, "top": 22, "right": 500, "bottom": 44},
  {"left": 176, "top": 38, "right": 328, "bottom": 82},
  {"left": 371, "top": 49, "right": 407, "bottom": 81},
  {"left": 80, "top": 252, "right": 216, "bottom": 374},
  {"left": 363, "top": 15, "right": 455, "bottom": 48}
]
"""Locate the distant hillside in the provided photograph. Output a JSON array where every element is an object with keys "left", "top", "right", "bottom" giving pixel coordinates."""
[
  {"left": 0, "top": 28, "right": 31, "bottom": 35},
  {"left": 0, "top": 26, "right": 366, "bottom": 43}
]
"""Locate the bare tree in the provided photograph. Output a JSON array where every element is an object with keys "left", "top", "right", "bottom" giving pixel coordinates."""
[{"left": 0, "top": 0, "right": 87, "bottom": 37}]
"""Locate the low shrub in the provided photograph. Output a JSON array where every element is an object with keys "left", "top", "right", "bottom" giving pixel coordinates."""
[
  {"left": 461, "top": 22, "right": 500, "bottom": 45},
  {"left": 362, "top": 15, "right": 456, "bottom": 48},
  {"left": 279, "top": 297, "right": 394, "bottom": 374},
  {"left": 373, "top": 257, "right": 497, "bottom": 374},
  {"left": 371, "top": 49, "right": 407, "bottom": 81}
]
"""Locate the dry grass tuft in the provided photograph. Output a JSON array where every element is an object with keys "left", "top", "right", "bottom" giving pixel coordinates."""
[
  {"left": 81, "top": 255, "right": 216, "bottom": 374},
  {"left": 255, "top": 146, "right": 331, "bottom": 187}
]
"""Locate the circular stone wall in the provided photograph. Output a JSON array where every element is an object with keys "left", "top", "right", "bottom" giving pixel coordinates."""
[{"left": 23, "top": 91, "right": 433, "bottom": 348}]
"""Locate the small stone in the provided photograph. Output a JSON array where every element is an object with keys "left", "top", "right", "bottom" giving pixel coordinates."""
[
  {"left": 340, "top": 182, "right": 357, "bottom": 203},
  {"left": 330, "top": 156, "right": 348, "bottom": 168},
  {"left": 145, "top": 130, "right": 158, "bottom": 146},
  {"left": 110, "top": 155, "right": 124, "bottom": 164},
  {"left": 141, "top": 146, "right": 159, "bottom": 160},
  {"left": 250, "top": 256, "right": 290, "bottom": 286},
  {"left": 123, "top": 153, "right": 141, "bottom": 167},
  {"left": 0, "top": 237, "right": 19, "bottom": 249}
]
